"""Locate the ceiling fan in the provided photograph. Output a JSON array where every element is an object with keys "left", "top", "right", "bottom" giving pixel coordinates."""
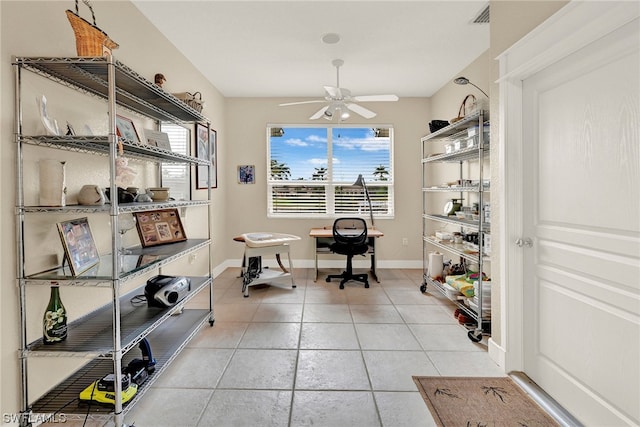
[{"left": 279, "top": 59, "right": 399, "bottom": 121}]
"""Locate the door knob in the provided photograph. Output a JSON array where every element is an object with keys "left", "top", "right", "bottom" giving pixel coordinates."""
[{"left": 515, "top": 237, "right": 533, "bottom": 248}]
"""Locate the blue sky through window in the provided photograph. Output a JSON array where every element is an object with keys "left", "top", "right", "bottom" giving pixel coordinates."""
[{"left": 270, "top": 127, "right": 391, "bottom": 182}]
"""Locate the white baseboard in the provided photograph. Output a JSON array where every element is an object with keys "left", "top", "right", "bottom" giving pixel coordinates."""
[
  {"left": 488, "top": 337, "right": 506, "bottom": 369},
  {"left": 218, "top": 258, "right": 422, "bottom": 271}
]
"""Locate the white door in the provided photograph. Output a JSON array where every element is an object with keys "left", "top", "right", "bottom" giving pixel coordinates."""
[{"left": 521, "top": 17, "right": 640, "bottom": 426}]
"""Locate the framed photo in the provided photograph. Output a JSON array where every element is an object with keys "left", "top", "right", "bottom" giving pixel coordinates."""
[
  {"left": 238, "top": 165, "right": 255, "bottom": 184},
  {"left": 133, "top": 208, "right": 187, "bottom": 248},
  {"left": 115, "top": 115, "right": 140, "bottom": 143},
  {"left": 196, "top": 123, "right": 217, "bottom": 189},
  {"left": 57, "top": 217, "right": 100, "bottom": 276},
  {"left": 143, "top": 128, "right": 172, "bottom": 151}
]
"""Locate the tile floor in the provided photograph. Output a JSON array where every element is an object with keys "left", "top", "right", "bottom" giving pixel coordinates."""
[{"left": 123, "top": 267, "right": 504, "bottom": 426}]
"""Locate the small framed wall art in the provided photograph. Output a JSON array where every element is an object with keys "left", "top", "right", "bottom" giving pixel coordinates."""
[
  {"left": 196, "top": 123, "right": 217, "bottom": 189},
  {"left": 143, "top": 128, "right": 172, "bottom": 151},
  {"left": 133, "top": 208, "right": 187, "bottom": 247},
  {"left": 238, "top": 165, "right": 255, "bottom": 184},
  {"left": 115, "top": 115, "right": 140, "bottom": 143},
  {"left": 57, "top": 217, "right": 100, "bottom": 276}
]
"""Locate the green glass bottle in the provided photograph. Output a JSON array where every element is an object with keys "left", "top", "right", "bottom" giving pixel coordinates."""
[{"left": 43, "top": 283, "right": 67, "bottom": 344}]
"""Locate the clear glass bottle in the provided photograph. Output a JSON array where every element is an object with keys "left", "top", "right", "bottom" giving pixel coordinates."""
[{"left": 43, "top": 282, "right": 67, "bottom": 344}]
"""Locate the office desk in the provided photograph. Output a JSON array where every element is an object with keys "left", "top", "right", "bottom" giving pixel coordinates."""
[{"left": 309, "top": 227, "right": 384, "bottom": 282}]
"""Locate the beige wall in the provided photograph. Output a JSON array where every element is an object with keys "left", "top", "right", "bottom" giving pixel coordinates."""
[
  {"left": 0, "top": 0, "right": 569, "bottom": 418},
  {"left": 224, "top": 97, "right": 429, "bottom": 266}
]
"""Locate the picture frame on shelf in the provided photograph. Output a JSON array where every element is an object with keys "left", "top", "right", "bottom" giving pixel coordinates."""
[
  {"left": 115, "top": 115, "right": 140, "bottom": 143},
  {"left": 196, "top": 123, "right": 217, "bottom": 189},
  {"left": 133, "top": 208, "right": 187, "bottom": 248},
  {"left": 143, "top": 128, "right": 172, "bottom": 151},
  {"left": 56, "top": 217, "right": 100, "bottom": 276},
  {"left": 238, "top": 165, "right": 255, "bottom": 184}
]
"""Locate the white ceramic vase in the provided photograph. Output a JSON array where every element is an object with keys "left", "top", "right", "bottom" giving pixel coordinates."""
[{"left": 39, "top": 159, "right": 66, "bottom": 206}]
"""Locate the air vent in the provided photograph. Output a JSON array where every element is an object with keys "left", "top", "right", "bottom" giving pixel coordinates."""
[{"left": 472, "top": 4, "right": 490, "bottom": 24}]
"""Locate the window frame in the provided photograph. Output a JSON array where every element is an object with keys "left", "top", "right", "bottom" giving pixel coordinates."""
[{"left": 266, "top": 124, "right": 394, "bottom": 220}]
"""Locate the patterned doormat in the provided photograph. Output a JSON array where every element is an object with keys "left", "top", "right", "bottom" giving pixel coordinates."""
[{"left": 413, "top": 376, "right": 560, "bottom": 427}]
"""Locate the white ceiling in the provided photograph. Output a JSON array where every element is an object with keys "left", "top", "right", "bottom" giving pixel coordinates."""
[{"left": 132, "top": 1, "right": 490, "bottom": 99}]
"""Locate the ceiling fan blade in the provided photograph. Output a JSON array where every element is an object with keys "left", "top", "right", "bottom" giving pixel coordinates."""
[
  {"left": 309, "top": 105, "right": 329, "bottom": 120},
  {"left": 279, "top": 99, "right": 326, "bottom": 106},
  {"left": 352, "top": 94, "right": 399, "bottom": 102},
  {"left": 323, "top": 86, "right": 341, "bottom": 99},
  {"left": 346, "top": 103, "right": 377, "bottom": 119}
]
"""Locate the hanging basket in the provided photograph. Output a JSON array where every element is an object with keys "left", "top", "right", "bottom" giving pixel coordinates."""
[
  {"left": 66, "top": 0, "right": 119, "bottom": 57},
  {"left": 450, "top": 94, "right": 476, "bottom": 124}
]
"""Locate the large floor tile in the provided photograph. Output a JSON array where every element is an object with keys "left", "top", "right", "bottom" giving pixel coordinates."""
[
  {"left": 291, "top": 391, "right": 380, "bottom": 427},
  {"left": 395, "top": 304, "right": 457, "bottom": 324},
  {"left": 374, "top": 391, "right": 437, "bottom": 427},
  {"left": 213, "top": 303, "right": 260, "bottom": 322},
  {"left": 152, "top": 348, "right": 233, "bottom": 388},
  {"left": 218, "top": 349, "right": 297, "bottom": 389},
  {"left": 188, "top": 321, "right": 248, "bottom": 349},
  {"left": 199, "top": 389, "right": 292, "bottom": 427},
  {"left": 304, "top": 286, "right": 349, "bottom": 304},
  {"left": 238, "top": 322, "right": 301, "bottom": 349},
  {"left": 363, "top": 351, "right": 438, "bottom": 391},
  {"left": 385, "top": 289, "right": 439, "bottom": 305},
  {"left": 261, "top": 285, "right": 305, "bottom": 303},
  {"left": 345, "top": 287, "right": 392, "bottom": 305},
  {"left": 125, "top": 388, "right": 213, "bottom": 427},
  {"left": 355, "top": 323, "right": 422, "bottom": 350},
  {"left": 427, "top": 350, "right": 505, "bottom": 377},
  {"left": 300, "top": 323, "right": 360, "bottom": 350},
  {"left": 303, "top": 303, "right": 352, "bottom": 322},
  {"left": 252, "top": 303, "right": 303, "bottom": 322},
  {"left": 409, "top": 324, "right": 486, "bottom": 352},
  {"left": 350, "top": 304, "right": 404, "bottom": 323},
  {"left": 296, "top": 350, "right": 370, "bottom": 390}
]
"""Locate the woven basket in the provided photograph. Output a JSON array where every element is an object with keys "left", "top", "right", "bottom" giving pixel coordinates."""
[
  {"left": 66, "top": 0, "right": 118, "bottom": 56},
  {"left": 173, "top": 92, "right": 204, "bottom": 113}
]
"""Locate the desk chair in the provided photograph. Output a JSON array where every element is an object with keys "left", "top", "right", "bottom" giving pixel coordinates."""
[{"left": 325, "top": 218, "right": 369, "bottom": 289}]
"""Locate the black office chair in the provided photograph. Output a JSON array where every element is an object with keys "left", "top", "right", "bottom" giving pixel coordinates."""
[{"left": 325, "top": 218, "right": 370, "bottom": 289}]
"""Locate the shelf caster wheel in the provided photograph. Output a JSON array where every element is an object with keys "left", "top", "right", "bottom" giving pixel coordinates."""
[
  {"left": 209, "top": 319, "right": 215, "bottom": 326},
  {"left": 468, "top": 330, "right": 482, "bottom": 343},
  {"left": 420, "top": 284, "right": 427, "bottom": 293}
]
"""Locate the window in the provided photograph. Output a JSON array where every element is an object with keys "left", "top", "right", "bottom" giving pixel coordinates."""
[
  {"left": 268, "top": 125, "right": 394, "bottom": 219},
  {"left": 160, "top": 123, "right": 190, "bottom": 200}
]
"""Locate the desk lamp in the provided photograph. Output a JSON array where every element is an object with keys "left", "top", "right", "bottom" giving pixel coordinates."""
[{"left": 352, "top": 174, "right": 374, "bottom": 228}]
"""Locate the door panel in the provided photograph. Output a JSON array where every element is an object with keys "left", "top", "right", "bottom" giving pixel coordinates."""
[{"left": 522, "top": 18, "right": 640, "bottom": 426}]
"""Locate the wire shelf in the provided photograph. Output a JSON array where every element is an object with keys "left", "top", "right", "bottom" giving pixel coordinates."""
[
  {"left": 26, "top": 309, "right": 210, "bottom": 420},
  {"left": 13, "top": 57, "right": 209, "bottom": 124}
]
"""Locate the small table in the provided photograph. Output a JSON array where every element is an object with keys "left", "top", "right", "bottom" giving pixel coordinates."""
[
  {"left": 309, "top": 227, "right": 384, "bottom": 282},
  {"left": 234, "top": 233, "right": 301, "bottom": 297}
]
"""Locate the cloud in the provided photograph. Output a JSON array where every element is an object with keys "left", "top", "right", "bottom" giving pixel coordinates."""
[
  {"left": 334, "top": 136, "right": 389, "bottom": 152},
  {"left": 285, "top": 138, "right": 308, "bottom": 147},
  {"left": 307, "top": 134, "right": 328, "bottom": 143}
]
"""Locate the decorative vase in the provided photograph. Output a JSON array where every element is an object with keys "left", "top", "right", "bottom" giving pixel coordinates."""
[{"left": 39, "top": 159, "right": 66, "bottom": 206}]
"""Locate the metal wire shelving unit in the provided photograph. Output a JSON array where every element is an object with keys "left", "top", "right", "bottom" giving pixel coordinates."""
[
  {"left": 13, "top": 56, "right": 214, "bottom": 427},
  {"left": 420, "top": 111, "right": 491, "bottom": 343}
]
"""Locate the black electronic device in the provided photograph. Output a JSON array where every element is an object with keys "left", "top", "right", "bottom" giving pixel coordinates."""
[
  {"left": 123, "top": 338, "right": 156, "bottom": 385},
  {"left": 144, "top": 275, "right": 191, "bottom": 308}
]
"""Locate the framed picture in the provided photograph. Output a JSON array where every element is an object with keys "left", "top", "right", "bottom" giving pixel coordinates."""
[
  {"left": 115, "top": 115, "right": 140, "bottom": 143},
  {"left": 238, "top": 165, "right": 255, "bottom": 184},
  {"left": 143, "top": 128, "right": 172, "bottom": 151},
  {"left": 57, "top": 217, "right": 100, "bottom": 276},
  {"left": 196, "top": 123, "right": 217, "bottom": 189},
  {"left": 133, "top": 208, "right": 187, "bottom": 248}
]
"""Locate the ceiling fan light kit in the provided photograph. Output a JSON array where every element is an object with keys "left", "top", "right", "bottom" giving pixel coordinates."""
[{"left": 279, "top": 59, "right": 399, "bottom": 121}]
